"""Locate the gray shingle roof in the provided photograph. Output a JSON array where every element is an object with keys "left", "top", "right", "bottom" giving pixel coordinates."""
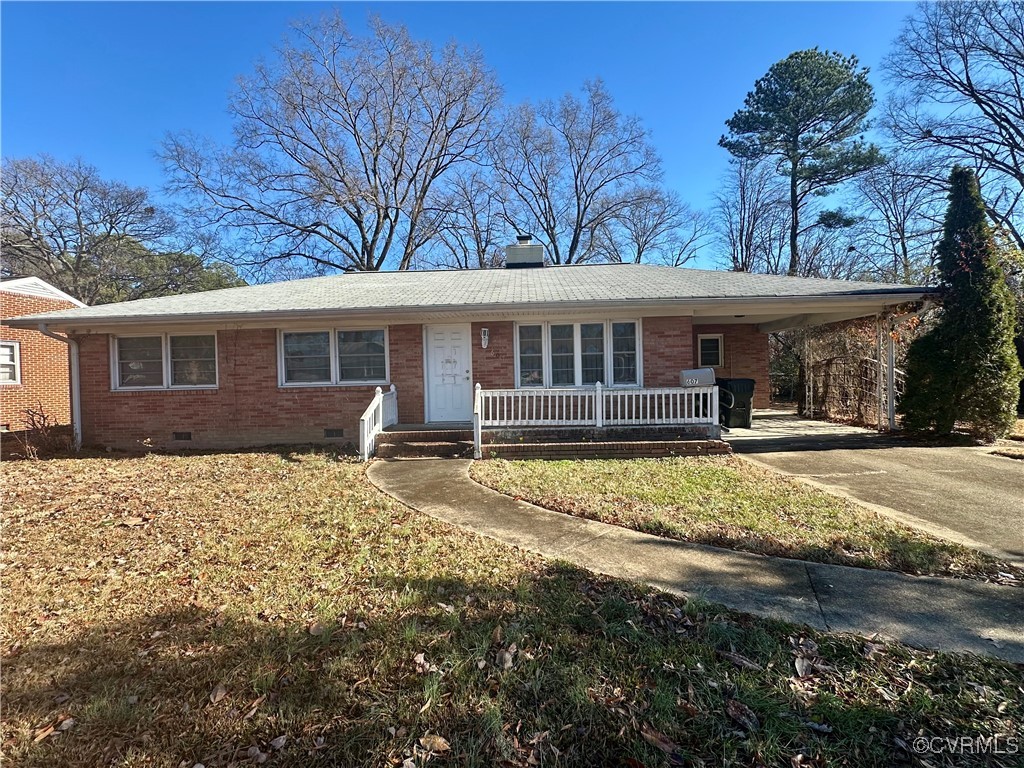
[{"left": 11, "top": 264, "right": 930, "bottom": 326}]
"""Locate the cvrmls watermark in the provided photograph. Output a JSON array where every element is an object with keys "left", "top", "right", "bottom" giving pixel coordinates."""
[{"left": 912, "top": 735, "right": 1019, "bottom": 755}]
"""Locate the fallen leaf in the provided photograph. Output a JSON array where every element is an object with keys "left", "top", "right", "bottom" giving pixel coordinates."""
[
  {"left": 794, "top": 655, "right": 813, "bottom": 678},
  {"left": 269, "top": 734, "right": 287, "bottom": 749},
  {"left": 120, "top": 517, "right": 147, "bottom": 527},
  {"left": 640, "top": 723, "right": 679, "bottom": 753},
  {"left": 57, "top": 717, "right": 75, "bottom": 731},
  {"left": 419, "top": 733, "right": 450, "bottom": 753},
  {"left": 716, "top": 650, "right": 763, "bottom": 671},
  {"left": 33, "top": 724, "right": 55, "bottom": 742},
  {"left": 726, "top": 699, "right": 759, "bottom": 732},
  {"left": 209, "top": 683, "right": 227, "bottom": 704},
  {"left": 308, "top": 622, "right": 327, "bottom": 636}
]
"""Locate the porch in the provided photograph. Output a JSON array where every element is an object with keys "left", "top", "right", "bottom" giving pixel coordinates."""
[{"left": 358, "top": 383, "right": 727, "bottom": 460}]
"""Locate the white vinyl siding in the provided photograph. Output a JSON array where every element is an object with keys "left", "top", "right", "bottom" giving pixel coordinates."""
[
  {"left": 1, "top": 341, "right": 21, "bottom": 384},
  {"left": 515, "top": 321, "right": 639, "bottom": 388}
]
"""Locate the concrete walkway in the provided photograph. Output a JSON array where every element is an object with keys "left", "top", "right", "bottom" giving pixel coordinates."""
[{"left": 367, "top": 459, "right": 1024, "bottom": 663}]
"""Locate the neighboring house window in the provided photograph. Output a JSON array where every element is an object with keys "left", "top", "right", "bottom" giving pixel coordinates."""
[
  {"left": 0, "top": 341, "right": 21, "bottom": 384},
  {"left": 338, "top": 330, "right": 386, "bottom": 382},
  {"left": 113, "top": 334, "right": 218, "bottom": 389},
  {"left": 515, "top": 321, "right": 639, "bottom": 387},
  {"left": 279, "top": 329, "right": 389, "bottom": 386},
  {"left": 698, "top": 334, "right": 723, "bottom": 368}
]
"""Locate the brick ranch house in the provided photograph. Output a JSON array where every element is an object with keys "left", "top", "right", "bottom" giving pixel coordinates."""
[
  {"left": 1, "top": 277, "right": 86, "bottom": 434},
  {"left": 8, "top": 240, "right": 929, "bottom": 456}
]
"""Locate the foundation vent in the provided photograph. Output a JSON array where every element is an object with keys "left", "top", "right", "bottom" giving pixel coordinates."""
[
  {"left": 173, "top": 431, "right": 193, "bottom": 441},
  {"left": 324, "top": 428, "right": 345, "bottom": 439}
]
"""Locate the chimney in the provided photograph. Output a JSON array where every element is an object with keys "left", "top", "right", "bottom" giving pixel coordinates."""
[{"left": 505, "top": 234, "right": 545, "bottom": 269}]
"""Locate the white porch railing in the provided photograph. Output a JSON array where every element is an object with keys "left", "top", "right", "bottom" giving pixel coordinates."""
[
  {"left": 473, "top": 382, "right": 718, "bottom": 459},
  {"left": 358, "top": 384, "right": 398, "bottom": 461}
]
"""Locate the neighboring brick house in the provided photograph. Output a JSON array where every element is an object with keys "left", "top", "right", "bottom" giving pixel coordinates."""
[
  {"left": 1, "top": 277, "right": 85, "bottom": 433},
  {"left": 7, "top": 239, "right": 930, "bottom": 452}
]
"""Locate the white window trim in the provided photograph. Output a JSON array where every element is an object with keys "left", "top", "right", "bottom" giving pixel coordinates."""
[
  {"left": 697, "top": 334, "right": 724, "bottom": 368},
  {"left": 277, "top": 327, "right": 390, "bottom": 388},
  {"left": 514, "top": 320, "right": 642, "bottom": 389},
  {"left": 110, "top": 333, "right": 219, "bottom": 391},
  {"left": 0, "top": 341, "right": 22, "bottom": 385}
]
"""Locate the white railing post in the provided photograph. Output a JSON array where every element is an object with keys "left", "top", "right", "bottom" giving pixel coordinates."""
[
  {"left": 473, "top": 383, "right": 483, "bottom": 459},
  {"left": 595, "top": 381, "right": 604, "bottom": 428},
  {"left": 712, "top": 385, "right": 720, "bottom": 434},
  {"left": 358, "top": 386, "right": 385, "bottom": 461}
]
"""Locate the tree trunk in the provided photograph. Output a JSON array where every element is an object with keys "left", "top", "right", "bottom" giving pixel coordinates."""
[{"left": 788, "top": 162, "right": 800, "bottom": 276}]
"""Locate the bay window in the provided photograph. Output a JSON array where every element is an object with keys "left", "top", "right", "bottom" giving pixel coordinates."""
[{"left": 515, "top": 321, "right": 639, "bottom": 388}]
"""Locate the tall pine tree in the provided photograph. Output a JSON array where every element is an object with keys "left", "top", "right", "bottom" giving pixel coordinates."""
[{"left": 900, "top": 167, "right": 1022, "bottom": 441}]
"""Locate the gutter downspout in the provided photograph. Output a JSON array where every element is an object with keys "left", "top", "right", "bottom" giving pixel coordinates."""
[{"left": 38, "top": 323, "right": 81, "bottom": 451}]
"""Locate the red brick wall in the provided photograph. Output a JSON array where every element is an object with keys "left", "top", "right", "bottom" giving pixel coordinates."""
[
  {"left": 471, "top": 321, "right": 515, "bottom": 389},
  {"left": 75, "top": 327, "right": 420, "bottom": 451},
  {"left": 641, "top": 316, "right": 695, "bottom": 386},
  {"left": 388, "top": 324, "right": 424, "bottom": 424},
  {"left": 692, "top": 324, "right": 771, "bottom": 408},
  {"left": 1, "top": 291, "right": 77, "bottom": 430}
]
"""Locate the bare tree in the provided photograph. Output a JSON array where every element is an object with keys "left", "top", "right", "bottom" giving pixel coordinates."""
[
  {"left": 490, "top": 80, "right": 662, "bottom": 264},
  {"left": 851, "top": 151, "right": 945, "bottom": 283},
  {"left": 424, "top": 168, "right": 507, "bottom": 269},
  {"left": 594, "top": 188, "right": 711, "bottom": 265},
  {"left": 886, "top": 0, "right": 1024, "bottom": 247},
  {"left": 162, "top": 14, "right": 501, "bottom": 276},
  {"left": 0, "top": 155, "right": 236, "bottom": 305},
  {"left": 713, "top": 159, "right": 790, "bottom": 273}
]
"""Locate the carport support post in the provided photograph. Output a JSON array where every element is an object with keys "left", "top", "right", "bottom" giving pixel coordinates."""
[
  {"left": 886, "top": 323, "right": 897, "bottom": 431},
  {"left": 876, "top": 317, "right": 885, "bottom": 432},
  {"left": 803, "top": 336, "right": 814, "bottom": 418}
]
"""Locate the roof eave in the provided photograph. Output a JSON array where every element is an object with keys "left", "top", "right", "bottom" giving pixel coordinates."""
[{"left": 9, "top": 289, "right": 935, "bottom": 332}]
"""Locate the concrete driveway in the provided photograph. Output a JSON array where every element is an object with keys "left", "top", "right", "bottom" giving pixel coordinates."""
[{"left": 727, "top": 412, "right": 1024, "bottom": 564}]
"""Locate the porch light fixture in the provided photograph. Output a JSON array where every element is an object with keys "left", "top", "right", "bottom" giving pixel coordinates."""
[{"left": 480, "top": 327, "right": 490, "bottom": 349}]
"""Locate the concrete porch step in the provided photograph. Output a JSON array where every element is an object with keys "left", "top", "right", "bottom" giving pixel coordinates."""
[
  {"left": 481, "top": 439, "right": 732, "bottom": 460},
  {"left": 376, "top": 440, "right": 474, "bottom": 459},
  {"left": 378, "top": 429, "right": 473, "bottom": 444}
]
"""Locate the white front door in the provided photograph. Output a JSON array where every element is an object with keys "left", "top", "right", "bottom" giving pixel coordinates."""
[{"left": 426, "top": 324, "right": 473, "bottom": 422}]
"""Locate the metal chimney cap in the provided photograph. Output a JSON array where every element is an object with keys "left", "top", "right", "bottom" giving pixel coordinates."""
[{"left": 516, "top": 234, "right": 534, "bottom": 244}]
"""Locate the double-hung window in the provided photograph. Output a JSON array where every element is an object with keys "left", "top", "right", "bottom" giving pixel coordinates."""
[
  {"left": 697, "top": 334, "right": 723, "bottom": 368},
  {"left": 1, "top": 341, "right": 21, "bottom": 384},
  {"left": 516, "top": 321, "right": 639, "bottom": 387},
  {"left": 280, "top": 328, "right": 388, "bottom": 385},
  {"left": 113, "top": 334, "right": 218, "bottom": 389}
]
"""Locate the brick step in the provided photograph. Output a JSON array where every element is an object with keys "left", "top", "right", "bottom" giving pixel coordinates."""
[
  {"left": 378, "top": 430, "right": 473, "bottom": 444},
  {"left": 480, "top": 440, "right": 732, "bottom": 460},
  {"left": 376, "top": 440, "right": 474, "bottom": 459}
]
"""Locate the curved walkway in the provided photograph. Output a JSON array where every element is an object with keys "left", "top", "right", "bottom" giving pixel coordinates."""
[{"left": 367, "top": 459, "right": 1024, "bottom": 663}]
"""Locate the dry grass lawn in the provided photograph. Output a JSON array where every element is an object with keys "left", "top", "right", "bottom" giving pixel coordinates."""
[
  {"left": 471, "top": 456, "right": 1023, "bottom": 582},
  {"left": 2, "top": 449, "right": 1022, "bottom": 767}
]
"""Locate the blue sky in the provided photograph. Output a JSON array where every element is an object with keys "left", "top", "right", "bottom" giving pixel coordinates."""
[{"left": 2, "top": 1, "right": 915, "bottom": 249}]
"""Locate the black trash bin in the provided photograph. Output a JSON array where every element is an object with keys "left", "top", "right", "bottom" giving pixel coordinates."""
[{"left": 717, "top": 378, "right": 756, "bottom": 429}]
